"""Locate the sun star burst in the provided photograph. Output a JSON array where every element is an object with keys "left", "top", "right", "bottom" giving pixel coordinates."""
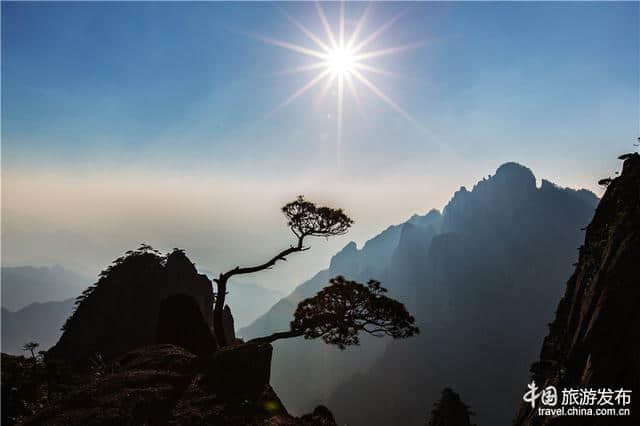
[
  {"left": 327, "top": 47, "right": 356, "bottom": 75},
  {"left": 260, "top": 2, "right": 422, "bottom": 167}
]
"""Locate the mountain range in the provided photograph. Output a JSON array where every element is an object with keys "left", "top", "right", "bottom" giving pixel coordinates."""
[
  {"left": 4, "top": 156, "right": 637, "bottom": 425},
  {"left": 239, "top": 162, "right": 599, "bottom": 425},
  {"left": 2, "top": 299, "right": 75, "bottom": 355},
  {"left": 1, "top": 266, "right": 89, "bottom": 311}
]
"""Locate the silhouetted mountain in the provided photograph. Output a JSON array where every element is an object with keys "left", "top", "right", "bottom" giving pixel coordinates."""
[
  {"left": 0, "top": 268, "right": 279, "bottom": 356},
  {"left": 514, "top": 153, "right": 640, "bottom": 426},
  {"left": 1, "top": 266, "right": 89, "bottom": 311},
  {"left": 4, "top": 247, "right": 337, "bottom": 425},
  {"left": 1, "top": 299, "right": 74, "bottom": 355},
  {"left": 47, "top": 248, "right": 215, "bottom": 367},
  {"left": 427, "top": 388, "right": 475, "bottom": 426},
  {"left": 240, "top": 162, "right": 598, "bottom": 425}
]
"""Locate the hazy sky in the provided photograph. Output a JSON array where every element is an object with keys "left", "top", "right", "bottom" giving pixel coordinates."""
[{"left": 2, "top": 2, "right": 638, "bottom": 293}]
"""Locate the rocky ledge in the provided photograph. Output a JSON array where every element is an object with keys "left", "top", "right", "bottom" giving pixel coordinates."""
[{"left": 23, "top": 344, "right": 336, "bottom": 425}]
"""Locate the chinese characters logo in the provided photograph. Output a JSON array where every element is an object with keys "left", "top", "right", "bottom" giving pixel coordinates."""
[{"left": 522, "top": 381, "right": 632, "bottom": 417}]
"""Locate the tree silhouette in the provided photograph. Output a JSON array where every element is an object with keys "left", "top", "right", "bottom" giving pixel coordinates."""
[
  {"left": 22, "top": 341, "right": 40, "bottom": 359},
  {"left": 213, "top": 196, "right": 353, "bottom": 346},
  {"left": 249, "top": 276, "right": 419, "bottom": 349}
]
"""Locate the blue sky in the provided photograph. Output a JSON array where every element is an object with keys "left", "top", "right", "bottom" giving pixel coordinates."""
[{"left": 2, "top": 2, "right": 638, "bottom": 291}]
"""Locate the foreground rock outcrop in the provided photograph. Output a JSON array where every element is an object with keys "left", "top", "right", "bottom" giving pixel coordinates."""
[
  {"left": 47, "top": 248, "right": 216, "bottom": 367},
  {"left": 514, "top": 153, "right": 640, "bottom": 425},
  {"left": 13, "top": 247, "right": 337, "bottom": 425},
  {"left": 23, "top": 344, "right": 336, "bottom": 425}
]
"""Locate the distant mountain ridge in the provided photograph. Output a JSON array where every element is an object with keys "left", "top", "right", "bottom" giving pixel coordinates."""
[
  {"left": 1, "top": 265, "right": 89, "bottom": 311},
  {"left": 239, "top": 162, "right": 598, "bottom": 425},
  {"left": 1, "top": 299, "right": 75, "bottom": 355},
  {"left": 224, "top": 282, "right": 283, "bottom": 329}
]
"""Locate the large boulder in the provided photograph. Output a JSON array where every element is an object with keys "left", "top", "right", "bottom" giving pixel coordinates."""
[
  {"left": 47, "top": 248, "right": 215, "bottom": 367},
  {"left": 156, "top": 294, "right": 217, "bottom": 356},
  {"left": 203, "top": 342, "right": 273, "bottom": 400}
]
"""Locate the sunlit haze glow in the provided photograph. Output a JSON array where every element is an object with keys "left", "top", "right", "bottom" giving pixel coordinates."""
[{"left": 2, "top": 2, "right": 637, "bottom": 293}]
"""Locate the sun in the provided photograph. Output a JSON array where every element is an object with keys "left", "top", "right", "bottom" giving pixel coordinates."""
[
  {"left": 257, "top": 2, "right": 423, "bottom": 166},
  {"left": 327, "top": 47, "right": 356, "bottom": 76}
]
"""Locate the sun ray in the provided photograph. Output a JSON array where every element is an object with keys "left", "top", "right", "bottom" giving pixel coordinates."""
[
  {"left": 258, "top": 35, "right": 328, "bottom": 60},
  {"left": 315, "top": 1, "right": 338, "bottom": 50},
  {"left": 344, "top": 72, "right": 364, "bottom": 115},
  {"left": 351, "top": 68, "right": 418, "bottom": 126},
  {"left": 351, "top": 10, "right": 407, "bottom": 54},
  {"left": 353, "top": 42, "right": 424, "bottom": 62},
  {"left": 337, "top": 73, "right": 344, "bottom": 167},
  {"left": 347, "top": 3, "right": 372, "bottom": 50},
  {"left": 279, "top": 8, "right": 332, "bottom": 53},
  {"left": 277, "top": 61, "right": 329, "bottom": 76},
  {"left": 354, "top": 62, "right": 394, "bottom": 77},
  {"left": 339, "top": 1, "right": 345, "bottom": 48},
  {"left": 272, "top": 68, "right": 333, "bottom": 114},
  {"left": 315, "top": 72, "right": 337, "bottom": 107}
]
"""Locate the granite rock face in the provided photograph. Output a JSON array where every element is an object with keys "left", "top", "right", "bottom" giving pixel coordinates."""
[
  {"left": 514, "top": 153, "right": 640, "bottom": 425},
  {"left": 47, "top": 249, "right": 215, "bottom": 367}
]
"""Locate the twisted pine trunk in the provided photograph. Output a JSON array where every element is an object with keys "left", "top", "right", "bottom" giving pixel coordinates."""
[{"left": 248, "top": 330, "right": 304, "bottom": 345}]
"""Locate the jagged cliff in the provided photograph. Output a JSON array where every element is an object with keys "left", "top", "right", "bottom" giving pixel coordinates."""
[
  {"left": 514, "top": 153, "right": 640, "bottom": 425},
  {"left": 47, "top": 248, "right": 216, "bottom": 367}
]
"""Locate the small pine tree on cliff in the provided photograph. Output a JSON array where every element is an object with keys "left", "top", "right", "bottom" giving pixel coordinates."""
[{"left": 214, "top": 196, "right": 419, "bottom": 349}]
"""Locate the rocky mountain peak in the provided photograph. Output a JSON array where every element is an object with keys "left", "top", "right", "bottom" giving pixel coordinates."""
[
  {"left": 329, "top": 241, "right": 359, "bottom": 274},
  {"left": 165, "top": 249, "right": 197, "bottom": 274},
  {"left": 408, "top": 209, "right": 443, "bottom": 230},
  {"left": 47, "top": 247, "right": 215, "bottom": 367},
  {"left": 493, "top": 162, "right": 536, "bottom": 189}
]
